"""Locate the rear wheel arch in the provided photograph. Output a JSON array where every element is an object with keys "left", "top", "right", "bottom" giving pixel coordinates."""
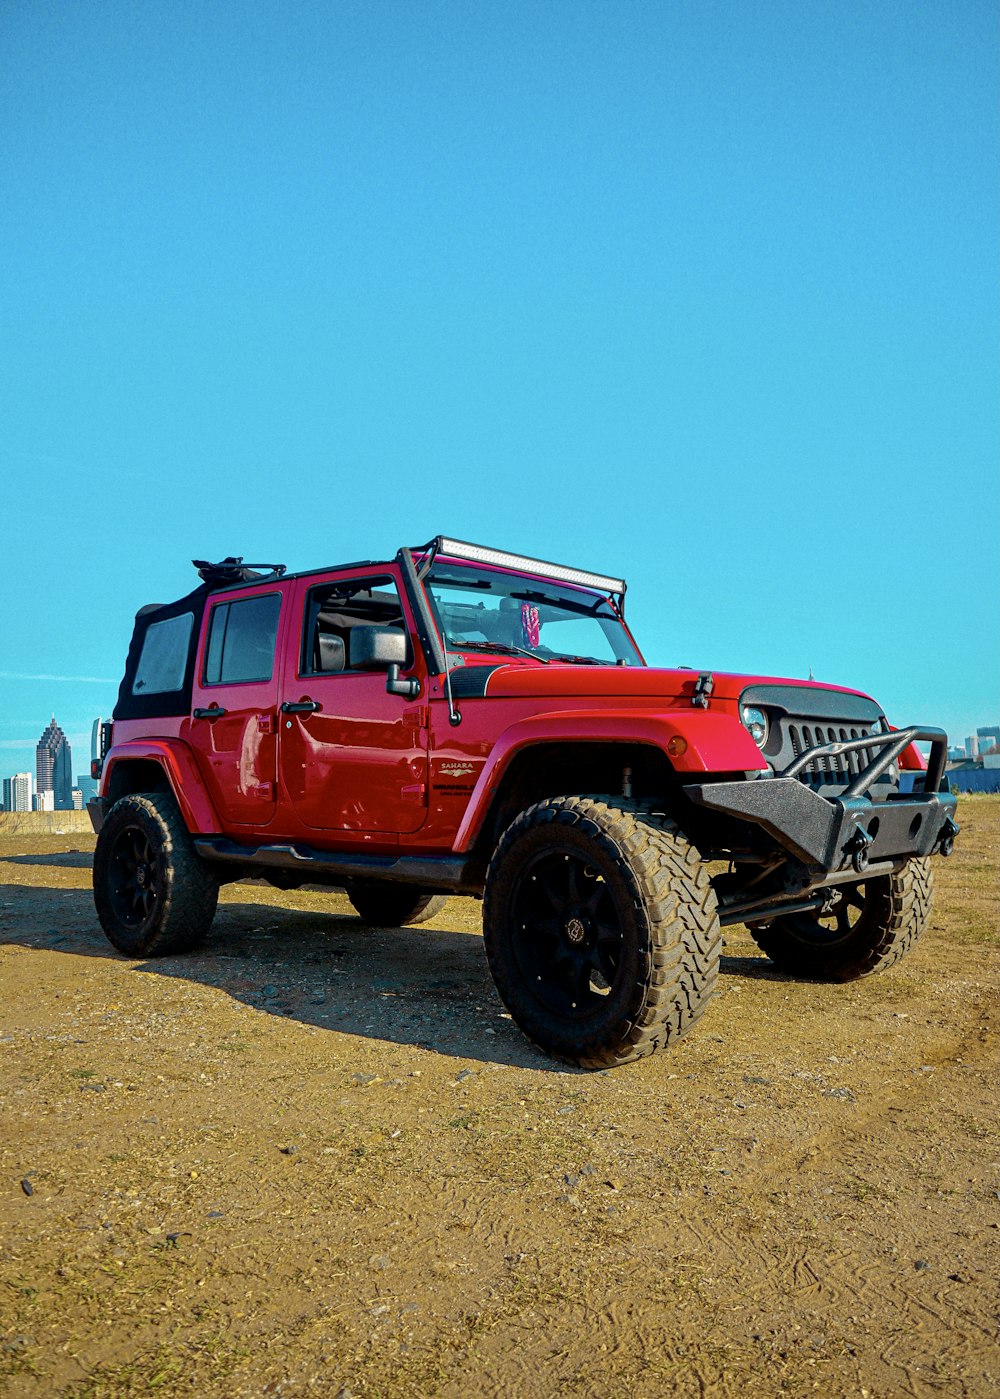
[
  {"left": 102, "top": 748, "right": 221, "bottom": 835},
  {"left": 105, "top": 757, "right": 172, "bottom": 803}
]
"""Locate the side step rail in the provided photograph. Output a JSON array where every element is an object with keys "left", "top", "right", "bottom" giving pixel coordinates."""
[{"left": 192, "top": 836, "right": 485, "bottom": 896}]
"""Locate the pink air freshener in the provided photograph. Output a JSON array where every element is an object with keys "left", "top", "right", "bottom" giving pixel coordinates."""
[{"left": 521, "top": 603, "right": 540, "bottom": 648}]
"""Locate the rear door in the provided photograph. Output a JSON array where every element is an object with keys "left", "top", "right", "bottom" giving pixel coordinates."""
[
  {"left": 187, "top": 588, "right": 285, "bottom": 825},
  {"left": 277, "top": 569, "right": 429, "bottom": 834}
]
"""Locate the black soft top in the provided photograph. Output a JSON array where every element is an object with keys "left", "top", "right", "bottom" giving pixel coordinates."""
[
  {"left": 113, "top": 583, "right": 212, "bottom": 721},
  {"left": 113, "top": 557, "right": 287, "bottom": 721}
]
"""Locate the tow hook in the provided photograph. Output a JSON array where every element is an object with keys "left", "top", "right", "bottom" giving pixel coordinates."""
[
  {"left": 846, "top": 826, "right": 873, "bottom": 874},
  {"left": 937, "top": 815, "right": 959, "bottom": 857}
]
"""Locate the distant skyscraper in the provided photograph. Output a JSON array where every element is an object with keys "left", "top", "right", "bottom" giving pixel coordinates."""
[
  {"left": 36, "top": 716, "right": 73, "bottom": 810},
  {"left": 3, "top": 772, "right": 34, "bottom": 811}
]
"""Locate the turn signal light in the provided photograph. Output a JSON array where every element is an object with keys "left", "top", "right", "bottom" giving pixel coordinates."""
[{"left": 666, "top": 735, "right": 688, "bottom": 758}]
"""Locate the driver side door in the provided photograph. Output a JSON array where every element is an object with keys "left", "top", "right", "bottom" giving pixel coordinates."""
[{"left": 278, "top": 569, "right": 429, "bottom": 835}]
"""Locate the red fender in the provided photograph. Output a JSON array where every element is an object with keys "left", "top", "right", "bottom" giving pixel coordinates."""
[
  {"left": 887, "top": 724, "right": 926, "bottom": 770},
  {"left": 101, "top": 740, "right": 223, "bottom": 834},
  {"left": 453, "top": 708, "right": 766, "bottom": 852},
  {"left": 897, "top": 741, "right": 927, "bottom": 770}
]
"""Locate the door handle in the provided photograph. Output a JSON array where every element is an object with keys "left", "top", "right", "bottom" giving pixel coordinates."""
[
  {"left": 280, "top": 700, "right": 320, "bottom": 714},
  {"left": 193, "top": 706, "right": 227, "bottom": 720}
]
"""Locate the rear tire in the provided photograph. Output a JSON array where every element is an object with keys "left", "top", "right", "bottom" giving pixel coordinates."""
[
  {"left": 483, "top": 796, "right": 721, "bottom": 1069},
  {"left": 93, "top": 793, "right": 219, "bottom": 957},
  {"left": 747, "top": 859, "right": 933, "bottom": 981},
  {"left": 345, "top": 882, "right": 448, "bottom": 928}
]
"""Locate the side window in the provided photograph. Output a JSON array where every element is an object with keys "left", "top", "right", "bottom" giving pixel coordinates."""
[
  {"left": 133, "top": 613, "right": 194, "bottom": 695},
  {"left": 302, "top": 575, "right": 409, "bottom": 675},
  {"left": 204, "top": 593, "right": 281, "bottom": 686}
]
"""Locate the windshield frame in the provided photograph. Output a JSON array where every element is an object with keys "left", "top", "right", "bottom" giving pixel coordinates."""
[{"left": 419, "top": 558, "right": 645, "bottom": 667}]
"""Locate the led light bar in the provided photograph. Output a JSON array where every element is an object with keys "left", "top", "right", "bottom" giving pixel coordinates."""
[{"left": 432, "top": 536, "right": 626, "bottom": 598}]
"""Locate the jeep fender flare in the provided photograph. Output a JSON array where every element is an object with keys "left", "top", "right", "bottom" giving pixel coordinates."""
[
  {"left": 453, "top": 708, "right": 766, "bottom": 852},
  {"left": 101, "top": 740, "right": 223, "bottom": 835}
]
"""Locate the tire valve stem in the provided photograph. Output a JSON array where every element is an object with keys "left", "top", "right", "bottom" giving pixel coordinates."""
[{"left": 622, "top": 765, "right": 633, "bottom": 800}]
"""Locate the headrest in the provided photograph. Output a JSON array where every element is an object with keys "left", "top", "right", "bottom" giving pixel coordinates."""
[{"left": 317, "top": 633, "right": 346, "bottom": 673}]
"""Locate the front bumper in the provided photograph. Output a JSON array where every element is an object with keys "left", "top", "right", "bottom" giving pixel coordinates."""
[
  {"left": 684, "top": 724, "right": 958, "bottom": 882},
  {"left": 87, "top": 797, "right": 110, "bottom": 835}
]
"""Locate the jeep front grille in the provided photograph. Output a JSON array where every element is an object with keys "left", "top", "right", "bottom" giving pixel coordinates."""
[
  {"left": 739, "top": 683, "right": 892, "bottom": 800},
  {"left": 787, "top": 722, "right": 877, "bottom": 789}
]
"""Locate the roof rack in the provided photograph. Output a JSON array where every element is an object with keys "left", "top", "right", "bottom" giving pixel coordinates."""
[{"left": 192, "top": 556, "right": 287, "bottom": 587}]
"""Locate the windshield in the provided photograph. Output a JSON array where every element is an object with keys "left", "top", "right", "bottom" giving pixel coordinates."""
[{"left": 422, "top": 563, "right": 642, "bottom": 666}]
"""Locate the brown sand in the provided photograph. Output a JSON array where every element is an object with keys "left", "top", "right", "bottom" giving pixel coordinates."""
[{"left": 1, "top": 799, "right": 998, "bottom": 1397}]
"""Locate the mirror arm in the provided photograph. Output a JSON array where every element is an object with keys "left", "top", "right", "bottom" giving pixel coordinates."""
[{"left": 386, "top": 663, "right": 421, "bottom": 699}]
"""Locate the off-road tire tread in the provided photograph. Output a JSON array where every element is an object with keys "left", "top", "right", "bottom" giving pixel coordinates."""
[
  {"left": 346, "top": 883, "right": 449, "bottom": 928},
  {"left": 484, "top": 795, "right": 721, "bottom": 1069},
  {"left": 749, "top": 857, "right": 933, "bottom": 981},
  {"left": 93, "top": 793, "right": 219, "bottom": 957}
]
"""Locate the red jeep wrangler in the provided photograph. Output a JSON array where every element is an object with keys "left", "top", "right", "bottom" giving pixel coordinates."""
[{"left": 89, "top": 537, "right": 958, "bottom": 1068}]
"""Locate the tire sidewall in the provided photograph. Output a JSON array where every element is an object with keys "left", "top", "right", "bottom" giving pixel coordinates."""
[{"left": 346, "top": 881, "right": 445, "bottom": 928}]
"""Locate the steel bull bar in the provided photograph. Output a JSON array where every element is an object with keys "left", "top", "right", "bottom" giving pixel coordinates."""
[{"left": 684, "top": 726, "right": 959, "bottom": 883}]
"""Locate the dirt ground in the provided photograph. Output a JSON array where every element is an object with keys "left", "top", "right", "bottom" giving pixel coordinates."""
[{"left": 1, "top": 800, "right": 998, "bottom": 1398}]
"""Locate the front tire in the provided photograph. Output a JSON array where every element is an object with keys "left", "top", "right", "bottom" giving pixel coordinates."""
[
  {"left": 345, "top": 882, "right": 448, "bottom": 928},
  {"left": 747, "top": 859, "right": 933, "bottom": 981},
  {"left": 93, "top": 793, "right": 219, "bottom": 957},
  {"left": 483, "top": 796, "right": 721, "bottom": 1069}
]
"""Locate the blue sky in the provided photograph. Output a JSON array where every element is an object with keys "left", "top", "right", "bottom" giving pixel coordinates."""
[{"left": 1, "top": 0, "right": 996, "bottom": 781}]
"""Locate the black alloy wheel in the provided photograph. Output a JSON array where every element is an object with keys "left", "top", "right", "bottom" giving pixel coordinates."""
[
  {"left": 93, "top": 793, "right": 219, "bottom": 958},
  {"left": 106, "top": 822, "right": 163, "bottom": 930},
  {"left": 508, "top": 846, "right": 626, "bottom": 1017}
]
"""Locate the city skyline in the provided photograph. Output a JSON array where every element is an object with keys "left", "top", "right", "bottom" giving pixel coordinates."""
[{"left": 1, "top": 712, "right": 92, "bottom": 810}]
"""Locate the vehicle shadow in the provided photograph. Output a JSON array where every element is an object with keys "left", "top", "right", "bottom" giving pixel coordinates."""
[
  {"left": 718, "top": 954, "right": 791, "bottom": 981},
  {"left": 0, "top": 859, "right": 788, "bottom": 1066},
  {"left": 0, "top": 875, "right": 561, "bottom": 1071},
  {"left": 4, "top": 851, "right": 95, "bottom": 869}
]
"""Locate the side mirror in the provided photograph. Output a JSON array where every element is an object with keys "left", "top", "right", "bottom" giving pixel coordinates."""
[
  {"left": 349, "top": 626, "right": 420, "bottom": 699},
  {"left": 350, "top": 625, "right": 410, "bottom": 670}
]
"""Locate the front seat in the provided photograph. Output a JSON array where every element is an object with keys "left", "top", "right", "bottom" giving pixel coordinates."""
[{"left": 316, "top": 633, "right": 346, "bottom": 673}]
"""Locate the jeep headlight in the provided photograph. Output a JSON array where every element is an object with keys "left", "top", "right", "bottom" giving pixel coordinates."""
[{"left": 741, "top": 705, "right": 769, "bottom": 747}]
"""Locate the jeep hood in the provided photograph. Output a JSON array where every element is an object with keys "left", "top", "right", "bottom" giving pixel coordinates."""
[{"left": 472, "top": 662, "right": 878, "bottom": 711}]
